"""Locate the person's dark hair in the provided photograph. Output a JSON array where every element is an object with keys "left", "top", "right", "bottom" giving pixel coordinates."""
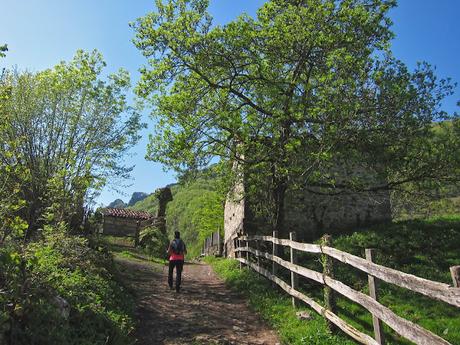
[{"left": 174, "top": 231, "right": 180, "bottom": 239}]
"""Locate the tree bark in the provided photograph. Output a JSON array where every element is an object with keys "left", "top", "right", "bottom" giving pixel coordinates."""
[{"left": 273, "top": 180, "right": 287, "bottom": 238}]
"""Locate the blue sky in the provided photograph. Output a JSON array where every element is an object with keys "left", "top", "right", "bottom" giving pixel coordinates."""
[{"left": 1, "top": 0, "right": 459, "bottom": 206}]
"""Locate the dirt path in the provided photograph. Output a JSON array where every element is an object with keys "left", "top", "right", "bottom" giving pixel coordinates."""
[{"left": 116, "top": 255, "right": 280, "bottom": 345}]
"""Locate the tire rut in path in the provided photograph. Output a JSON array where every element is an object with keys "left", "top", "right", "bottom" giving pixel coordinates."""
[{"left": 116, "top": 257, "right": 280, "bottom": 345}]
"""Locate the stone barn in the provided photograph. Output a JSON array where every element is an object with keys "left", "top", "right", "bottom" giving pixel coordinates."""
[
  {"left": 99, "top": 186, "right": 173, "bottom": 246},
  {"left": 99, "top": 208, "right": 155, "bottom": 240}
]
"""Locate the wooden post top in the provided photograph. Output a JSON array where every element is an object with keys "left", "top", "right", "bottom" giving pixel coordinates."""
[{"left": 450, "top": 266, "right": 460, "bottom": 288}]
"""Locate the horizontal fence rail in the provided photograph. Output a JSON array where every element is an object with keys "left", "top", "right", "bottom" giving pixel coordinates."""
[
  {"left": 235, "top": 233, "right": 460, "bottom": 345},
  {"left": 237, "top": 257, "right": 380, "bottom": 345},
  {"left": 239, "top": 235, "right": 460, "bottom": 308}
]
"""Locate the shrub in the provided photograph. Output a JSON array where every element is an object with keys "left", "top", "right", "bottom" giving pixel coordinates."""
[
  {"left": 139, "top": 225, "right": 169, "bottom": 259},
  {"left": 0, "top": 228, "right": 134, "bottom": 345}
]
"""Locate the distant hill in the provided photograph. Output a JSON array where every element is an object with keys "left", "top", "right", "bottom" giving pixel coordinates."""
[
  {"left": 128, "top": 192, "right": 149, "bottom": 207},
  {"left": 129, "top": 179, "right": 224, "bottom": 257},
  {"left": 130, "top": 192, "right": 161, "bottom": 214},
  {"left": 108, "top": 198, "right": 126, "bottom": 209},
  {"left": 129, "top": 184, "right": 178, "bottom": 214},
  {"left": 107, "top": 192, "right": 150, "bottom": 209}
]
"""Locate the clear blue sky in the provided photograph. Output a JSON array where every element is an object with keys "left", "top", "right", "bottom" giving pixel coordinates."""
[{"left": 1, "top": 0, "right": 459, "bottom": 206}]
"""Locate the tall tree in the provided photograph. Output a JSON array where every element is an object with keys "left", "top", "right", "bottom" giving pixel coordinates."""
[
  {"left": 0, "top": 50, "right": 143, "bottom": 237},
  {"left": 133, "top": 0, "right": 458, "bottom": 234}
]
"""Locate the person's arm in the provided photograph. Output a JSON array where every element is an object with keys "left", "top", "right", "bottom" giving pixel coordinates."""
[{"left": 167, "top": 242, "right": 172, "bottom": 256}]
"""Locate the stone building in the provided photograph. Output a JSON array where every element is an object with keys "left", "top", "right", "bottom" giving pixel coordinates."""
[
  {"left": 99, "top": 186, "right": 173, "bottom": 244},
  {"left": 224, "top": 165, "right": 392, "bottom": 257},
  {"left": 99, "top": 208, "right": 155, "bottom": 238}
]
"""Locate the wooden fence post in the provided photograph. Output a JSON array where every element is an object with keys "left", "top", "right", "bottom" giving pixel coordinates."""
[
  {"left": 451, "top": 266, "right": 460, "bottom": 287},
  {"left": 241, "top": 239, "right": 245, "bottom": 268},
  {"left": 256, "top": 239, "right": 261, "bottom": 274},
  {"left": 238, "top": 239, "right": 243, "bottom": 270},
  {"left": 321, "top": 234, "right": 336, "bottom": 333},
  {"left": 290, "top": 232, "right": 298, "bottom": 308},
  {"left": 246, "top": 238, "right": 250, "bottom": 265},
  {"left": 272, "top": 231, "right": 278, "bottom": 287},
  {"left": 366, "top": 248, "right": 385, "bottom": 345}
]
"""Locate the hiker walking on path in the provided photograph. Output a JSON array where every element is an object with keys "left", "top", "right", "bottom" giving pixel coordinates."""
[{"left": 167, "top": 231, "right": 187, "bottom": 292}]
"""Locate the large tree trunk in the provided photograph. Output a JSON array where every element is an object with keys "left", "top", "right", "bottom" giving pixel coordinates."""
[
  {"left": 273, "top": 119, "right": 291, "bottom": 238},
  {"left": 273, "top": 179, "right": 287, "bottom": 238}
]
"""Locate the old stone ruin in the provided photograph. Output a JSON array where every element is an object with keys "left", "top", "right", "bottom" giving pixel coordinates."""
[
  {"left": 224, "top": 164, "right": 392, "bottom": 257},
  {"left": 99, "top": 187, "right": 173, "bottom": 245}
]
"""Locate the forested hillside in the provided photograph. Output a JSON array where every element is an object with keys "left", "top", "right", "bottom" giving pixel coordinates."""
[{"left": 131, "top": 178, "right": 224, "bottom": 257}]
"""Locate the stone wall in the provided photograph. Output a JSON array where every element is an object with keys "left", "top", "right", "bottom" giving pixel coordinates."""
[
  {"left": 223, "top": 173, "right": 245, "bottom": 257},
  {"left": 102, "top": 216, "right": 139, "bottom": 237},
  {"left": 284, "top": 189, "right": 391, "bottom": 241},
  {"left": 223, "top": 162, "right": 393, "bottom": 253}
]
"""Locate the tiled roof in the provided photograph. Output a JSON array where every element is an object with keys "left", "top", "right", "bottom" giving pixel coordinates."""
[{"left": 101, "top": 208, "right": 155, "bottom": 220}]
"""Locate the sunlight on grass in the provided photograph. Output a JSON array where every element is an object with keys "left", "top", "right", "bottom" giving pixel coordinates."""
[
  {"left": 206, "top": 257, "right": 355, "bottom": 345},
  {"left": 207, "top": 215, "right": 460, "bottom": 345}
]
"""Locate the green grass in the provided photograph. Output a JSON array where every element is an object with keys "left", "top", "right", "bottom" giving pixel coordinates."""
[
  {"left": 395, "top": 195, "right": 460, "bottom": 221},
  {"left": 330, "top": 214, "right": 460, "bottom": 345},
  {"left": 100, "top": 235, "right": 168, "bottom": 265},
  {"left": 205, "top": 256, "right": 356, "bottom": 345},
  {"left": 207, "top": 214, "right": 460, "bottom": 345},
  {"left": 1, "top": 232, "right": 136, "bottom": 345}
]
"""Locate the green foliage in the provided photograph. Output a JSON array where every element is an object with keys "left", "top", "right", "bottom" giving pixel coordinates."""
[
  {"left": 0, "top": 49, "right": 144, "bottom": 236},
  {"left": 0, "top": 229, "right": 134, "bottom": 345},
  {"left": 333, "top": 215, "right": 460, "bottom": 285},
  {"left": 165, "top": 177, "right": 224, "bottom": 257},
  {"left": 139, "top": 225, "right": 169, "bottom": 259},
  {"left": 133, "top": 0, "right": 459, "bottom": 234},
  {"left": 208, "top": 216, "right": 460, "bottom": 344},
  {"left": 0, "top": 49, "right": 140, "bottom": 344},
  {"left": 391, "top": 119, "right": 460, "bottom": 219},
  {"left": 130, "top": 175, "right": 224, "bottom": 258},
  {"left": 129, "top": 192, "right": 160, "bottom": 214},
  {"left": 325, "top": 215, "right": 460, "bottom": 344},
  {"left": 0, "top": 44, "right": 7, "bottom": 58},
  {"left": 206, "top": 257, "right": 355, "bottom": 345}
]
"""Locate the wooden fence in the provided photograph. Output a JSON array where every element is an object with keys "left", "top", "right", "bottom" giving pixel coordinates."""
[
  {"left": 202, "top": 231, "right": 223, "bottom": 256},
  {"left": 233, "top": 232, "right": 460, "bottom": 345}
]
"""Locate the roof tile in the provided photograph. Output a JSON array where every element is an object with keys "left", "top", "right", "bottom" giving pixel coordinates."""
[{"left": 101, "top": 208, "right": 154, "bottom": 220}]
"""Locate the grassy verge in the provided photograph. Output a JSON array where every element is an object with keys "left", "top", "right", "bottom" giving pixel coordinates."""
[
  {"left": 331, "top": 214, "right": 460, "bottom": 345},
  {"left": 207, "top": 214, "right": 460, "bottom": 345},
  {"left": 101, "top": 235, "right": 168, "bottom": 265},
  {"left": 205, "top": 256, "right": 355, "bottom": 345},
  {"left": 1, "top": 231, "right": 135, "bottom": 345}
]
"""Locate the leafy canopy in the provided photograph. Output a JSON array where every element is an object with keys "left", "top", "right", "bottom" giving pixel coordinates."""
[
  {"left": 133, "top": 0, "right": 459, "bottom": 230},
  {"left": 0, "top": 50, "right": 144, "bottom": 237}
]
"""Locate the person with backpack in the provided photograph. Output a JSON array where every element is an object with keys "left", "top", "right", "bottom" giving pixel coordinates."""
[{"left": 167, "top": 231, "right": 187, "bottom": 292}]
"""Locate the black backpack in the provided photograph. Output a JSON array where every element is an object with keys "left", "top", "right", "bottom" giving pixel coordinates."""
[{"left": 171, "top": 239, "right": 185, "bottom": 254}]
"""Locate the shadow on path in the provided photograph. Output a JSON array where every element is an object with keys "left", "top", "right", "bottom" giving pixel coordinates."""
[{"left": 116, "top": 257, "right": 280, "bottom": 345}]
